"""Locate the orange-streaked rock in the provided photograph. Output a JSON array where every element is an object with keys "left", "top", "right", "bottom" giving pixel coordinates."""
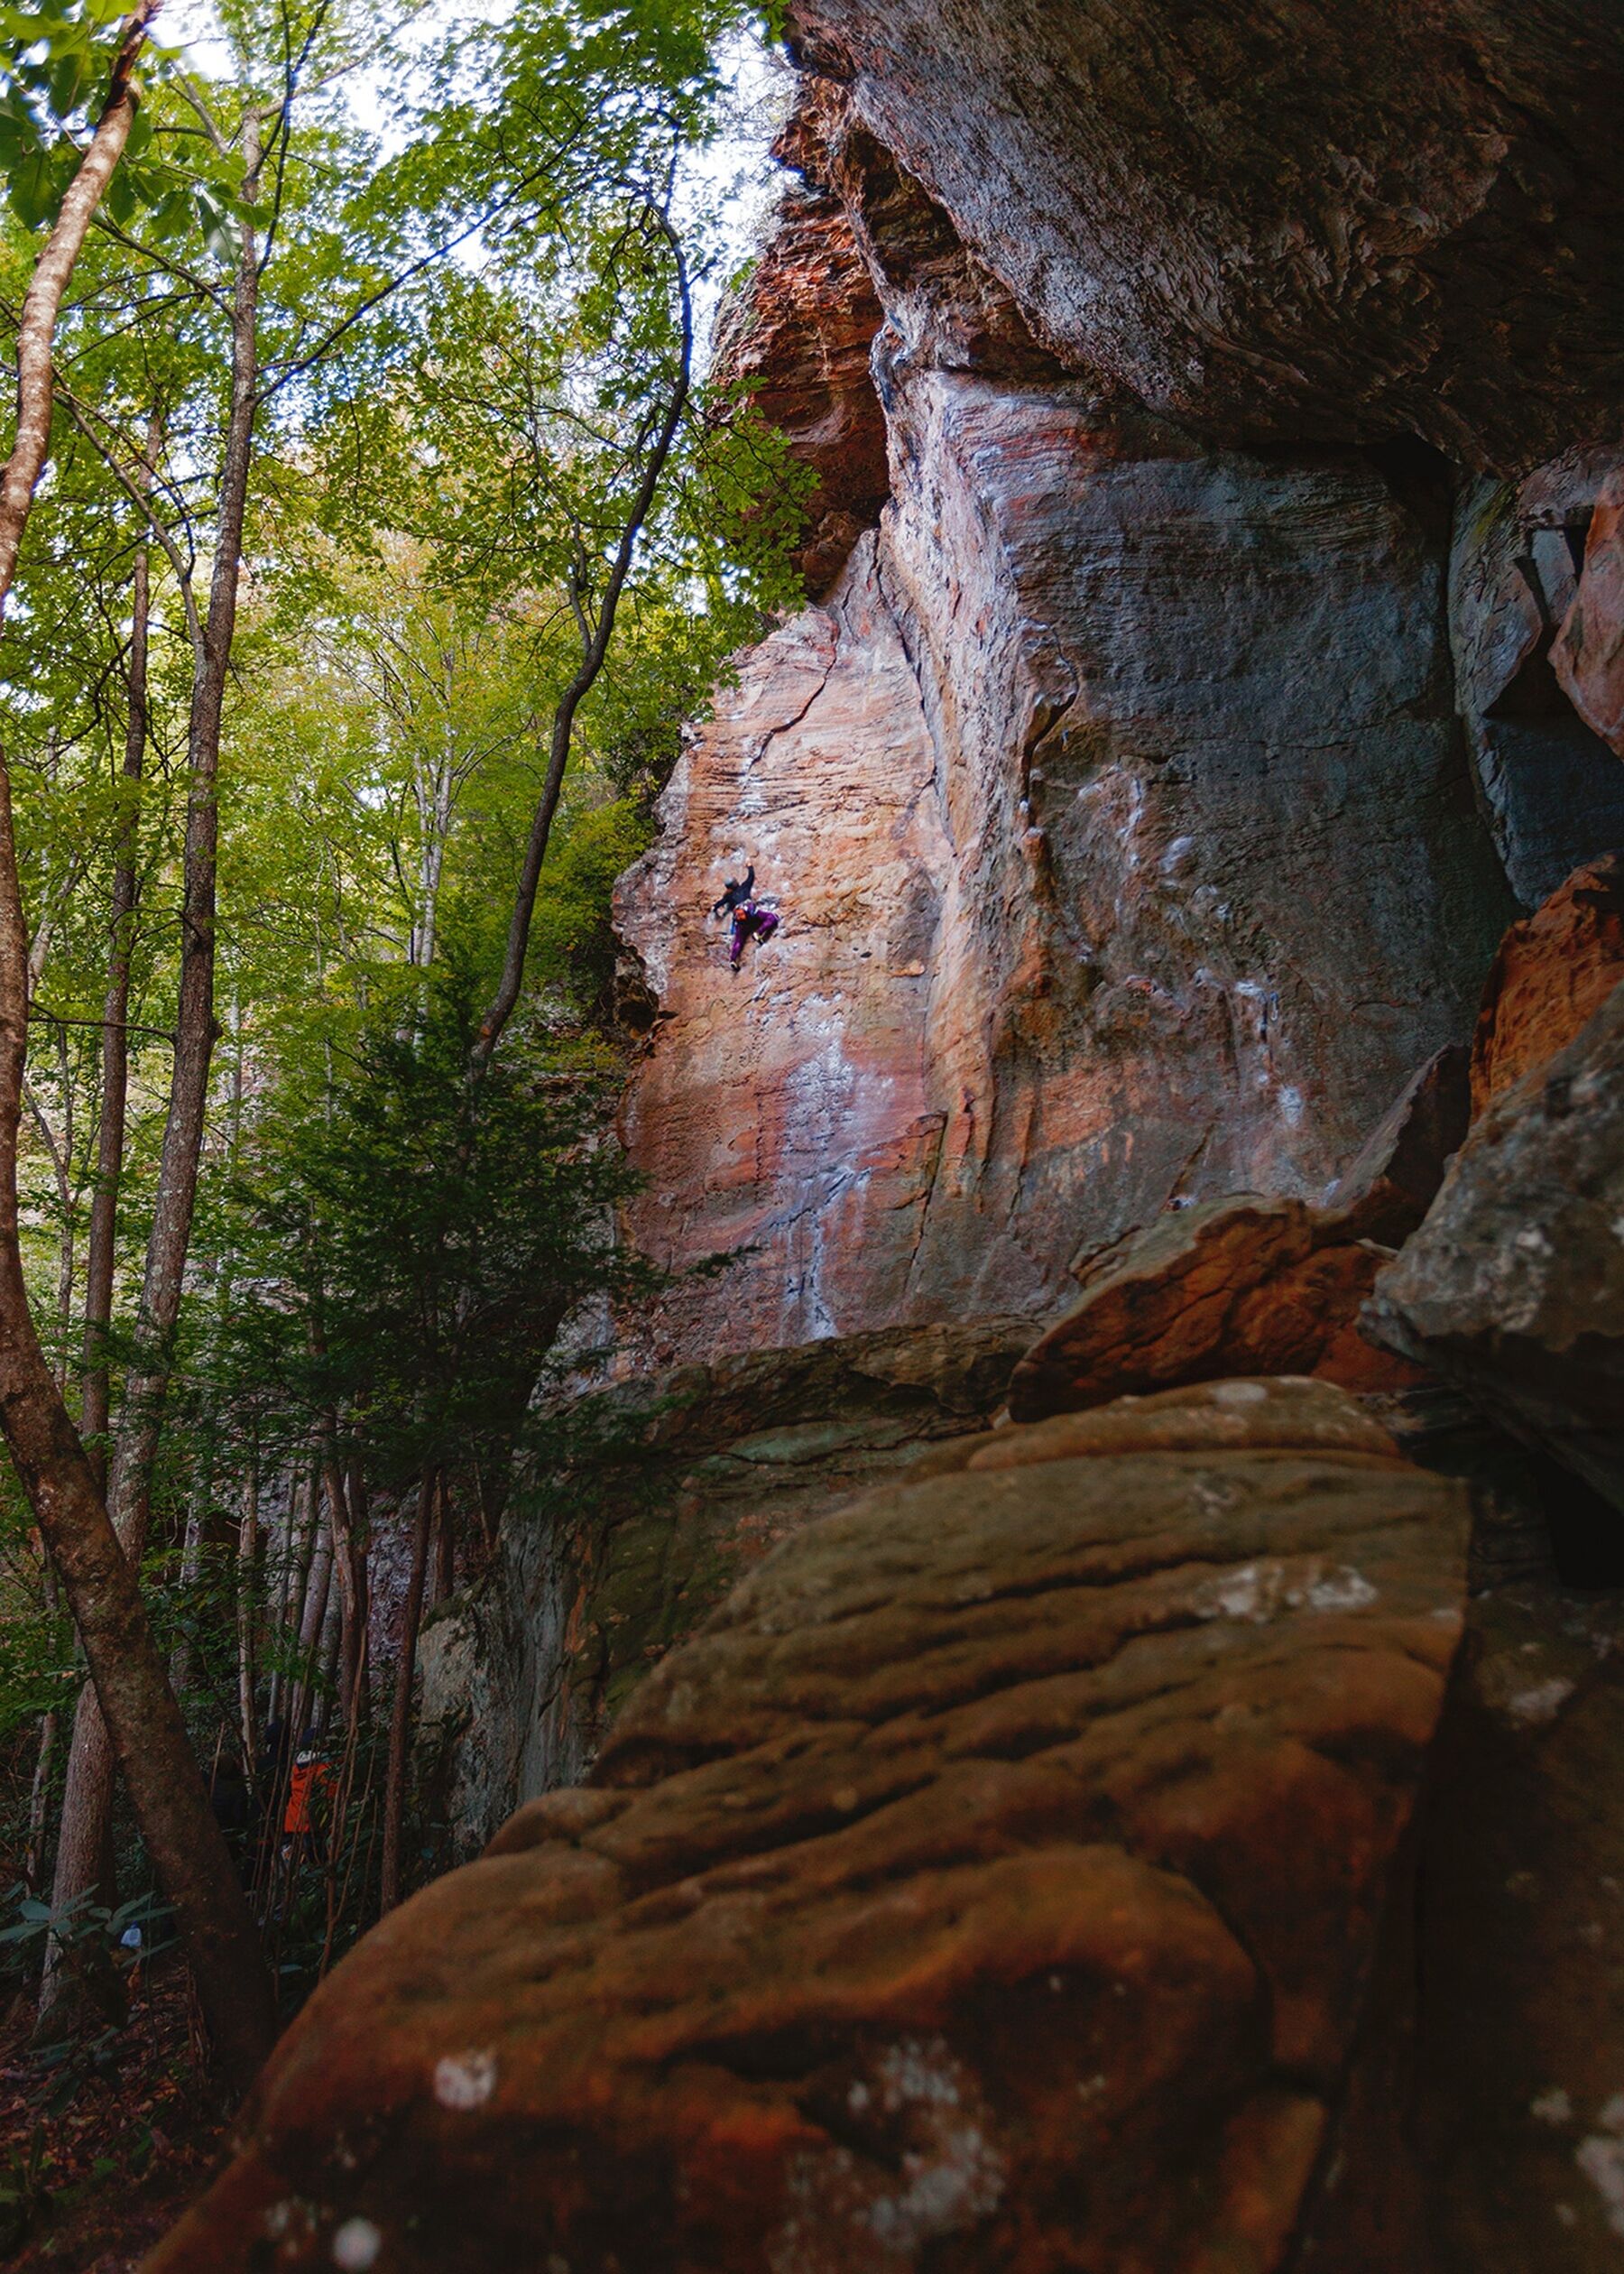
[
  {"left": 713, "top": 178, "right": 888, "bottom": 596},
  {"left": 1470, "top": 852, "right": 1624, "bottom": 1115},
  {"left": 1008, "top": 1197, "right": 1426, "bottom": 1424}
]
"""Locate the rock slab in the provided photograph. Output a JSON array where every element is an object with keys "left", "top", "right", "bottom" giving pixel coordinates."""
[
  {"left": 1008, "top": 1194, "right": 1423, "bottom": 1425},
  {"left": 1369, "top": 978, "right": 1624, "bottom": 1513},
  {"left": 151, "top": 1383, "right": 1468, "bottom": 2273},
  {"left": 1470, "top": 853, "right": 1624, "bottom": 1115},
  {"left": 418, "top": 1317, "right": 1034, "bottom": 1851}
]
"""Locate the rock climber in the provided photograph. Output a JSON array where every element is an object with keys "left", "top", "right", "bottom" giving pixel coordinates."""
[{"left": 711, "top": 861, "right": 781, "bottom": 968}]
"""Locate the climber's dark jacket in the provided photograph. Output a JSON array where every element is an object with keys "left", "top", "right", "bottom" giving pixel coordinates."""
[{"left": 711, "top": 865, "right": 755, "bottom": 919}]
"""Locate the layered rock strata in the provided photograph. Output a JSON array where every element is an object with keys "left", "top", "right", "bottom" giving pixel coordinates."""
[
  {"left": 152, "top": 1379, "right": 1470, "bottom": 2274},
  {"left": 417, "top": 1317, "right": 1032, "bottom": 1851}
]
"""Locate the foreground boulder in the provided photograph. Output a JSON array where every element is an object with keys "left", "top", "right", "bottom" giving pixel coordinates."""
[
  {"left": 1369, "top": 979, "right": 1624, "bottom": 1514},
  {"left": 152, "top": 1381, "right": 1466, "bottom": 2273}
]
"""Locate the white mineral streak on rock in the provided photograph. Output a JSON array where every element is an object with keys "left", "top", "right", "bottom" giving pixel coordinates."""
[
  {"left": 1578, "top": 2095, "right": 1624, "bottom": 2235},
  {"left": 330, "top": 2218, "right": 383, "bottom": 2270},
  {"left": 1195, "top": 1561, "right": 1379, "bottom": 1624},
  {"left": 433, "top": 2049, "right": 498, "bottom": 2110},
  {"left": 1505, "top": 1678, "right": 1577, "bottom": 1727}
]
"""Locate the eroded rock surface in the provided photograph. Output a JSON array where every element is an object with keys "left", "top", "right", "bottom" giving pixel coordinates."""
[
  {"left": 712, "top": 175, "right": 887, "bottom": 596},
  {"left": 1368, "top": 979, "right": 1624, "bottom": 1512},
  {"left": 418, "top": 1317, "right": 1033, "bottom": 1853},
  {"left": 780, "top": 2, "right": 1624, "bottom": 467},
  {"left": 1008, "top": 1196, "right": 1424, "bottom": 1424},
  {"left": 151, "top": 1382, "right": 1468, "bottom": 2274},
  {"left": 1555, "top": 467, "right": 1624, "bottom": 755},
  {"left": 1470, "top": 853, "right": 1624, "bottom": 1114}
]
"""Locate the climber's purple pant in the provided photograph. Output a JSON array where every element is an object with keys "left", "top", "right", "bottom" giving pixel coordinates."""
[{"left": 729, "top": 908, "right": 780, "bottom": 966}]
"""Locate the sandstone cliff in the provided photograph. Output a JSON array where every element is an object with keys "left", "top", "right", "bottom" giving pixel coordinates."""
[
  {"left": 616, "top": 49, "right": 1624, "bottom": 1365},
  {"left": 152, "top": 5, "right": 1624, "bottom": 2269}
]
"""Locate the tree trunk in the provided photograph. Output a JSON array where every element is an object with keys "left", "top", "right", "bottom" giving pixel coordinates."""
[
  {"left": 0, "top": 5, "right": 273, "bottom": 2079},
  {"left": 469, "top": 202, "right": 693, "bottom": 1076},
  {"left": 0, "top": 1, "right": 161, "bottom": 603},
  {"left": 290, "top": 1490, "right": 333, "bottom": 1737},
  {"left": 379, "top": 1468, "right": 435, "bottom": 1914},
  {"left": 432, "top": 1481, "right": 455, "bottom": 1606},
  {"left": 236, "top": 1459, "right": 259, "bottom": 1773},
  {"left": 315, "top": 1582, "right": 343, "bottom": 1740},
  {"left": 24, "top": 1706, "right": 56, "bottom": 1890},
  {"left": 169, "top": 1431, "right": 212, "bottom": 1694},
  {"left": 346, "top": 1456, "right": 372, "bottom": 1724},
  {"left": 0, "top": 771, "right": 275, "bottom": 2091},
  {"left": 52, "top": 133, "right": 264, "bottom": 1931},
  {"left": 80, "top": 404, "right": 162, "bottom": 1478},
  {"left": 320, "top": 1447, "right": 365, "bottom": 1728}
]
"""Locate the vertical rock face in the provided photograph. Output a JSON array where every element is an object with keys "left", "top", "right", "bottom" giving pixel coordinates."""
[
  {"left": 1449, "top": 453, "right": 1624, "bottom": 909},
  {"left": 712, "top": 180, "right": 888, "bottom": 596},
  {"left": 619, "top": 322, "right": 1509, "bottom": 1364},
  {"left": 617, "top": 10, "right": 1624, "bottom": 1355}
]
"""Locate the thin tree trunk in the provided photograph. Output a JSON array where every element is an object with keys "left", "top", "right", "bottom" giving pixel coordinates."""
[
  {"left": 236, "top": 1458, "right": 259, "bottom": 1772},
  {"left": 52, "top": 128, "right": 264, "bottom": 1934},
  {"left": 379, "top": 1467, "right": 435, "bottom": 1914},
  {"left": 468, "top": 203, "right": 692, "bottom": 1076},
  {"left": 266, "top": 1468, "right": 307, "bottom": 1732},
  {"left": 0, "top": 767, "right": 275, "bottom": 2091},
  {"left": 315, "top": 1582, "right": 342, "bottom": 1739},
  {"left": 431, "top": 1482, "right": 454, "bottom": 1607},
  {"left": 290, "top": 1490, "right": 333, "bottom": 1736},
  {"left": 0, "top": 0, "right": 161, "bottom": 600},
  {"left": 80, "top": 404, "right": 162, "bottom": 1477},
  {"left": 169, "top": 1430, "right": 212, "bottom": 1693},
  {"left": 25, "top": 1706, "right": 56, "bottom": 1890},
  {"left": 320, "top": 1447, "right": 364, "bottom": 1727},
  {"left": 346, "top": 1456, "right": 371, "bottom": 1724}
]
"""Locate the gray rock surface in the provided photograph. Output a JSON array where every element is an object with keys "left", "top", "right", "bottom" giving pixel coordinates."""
[
  {"left": 781, "top": 0, "right": 1624, "bottom": 468},
  {"left": 1449, "top": 457, "right": 1624, "bottom": 910},
  {"left": 1367, "top": 979, "right": 1624, "bottom": 1512},
  {"left": 417, "top": 1317, "right": 1032, "bottom": 1854}
]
